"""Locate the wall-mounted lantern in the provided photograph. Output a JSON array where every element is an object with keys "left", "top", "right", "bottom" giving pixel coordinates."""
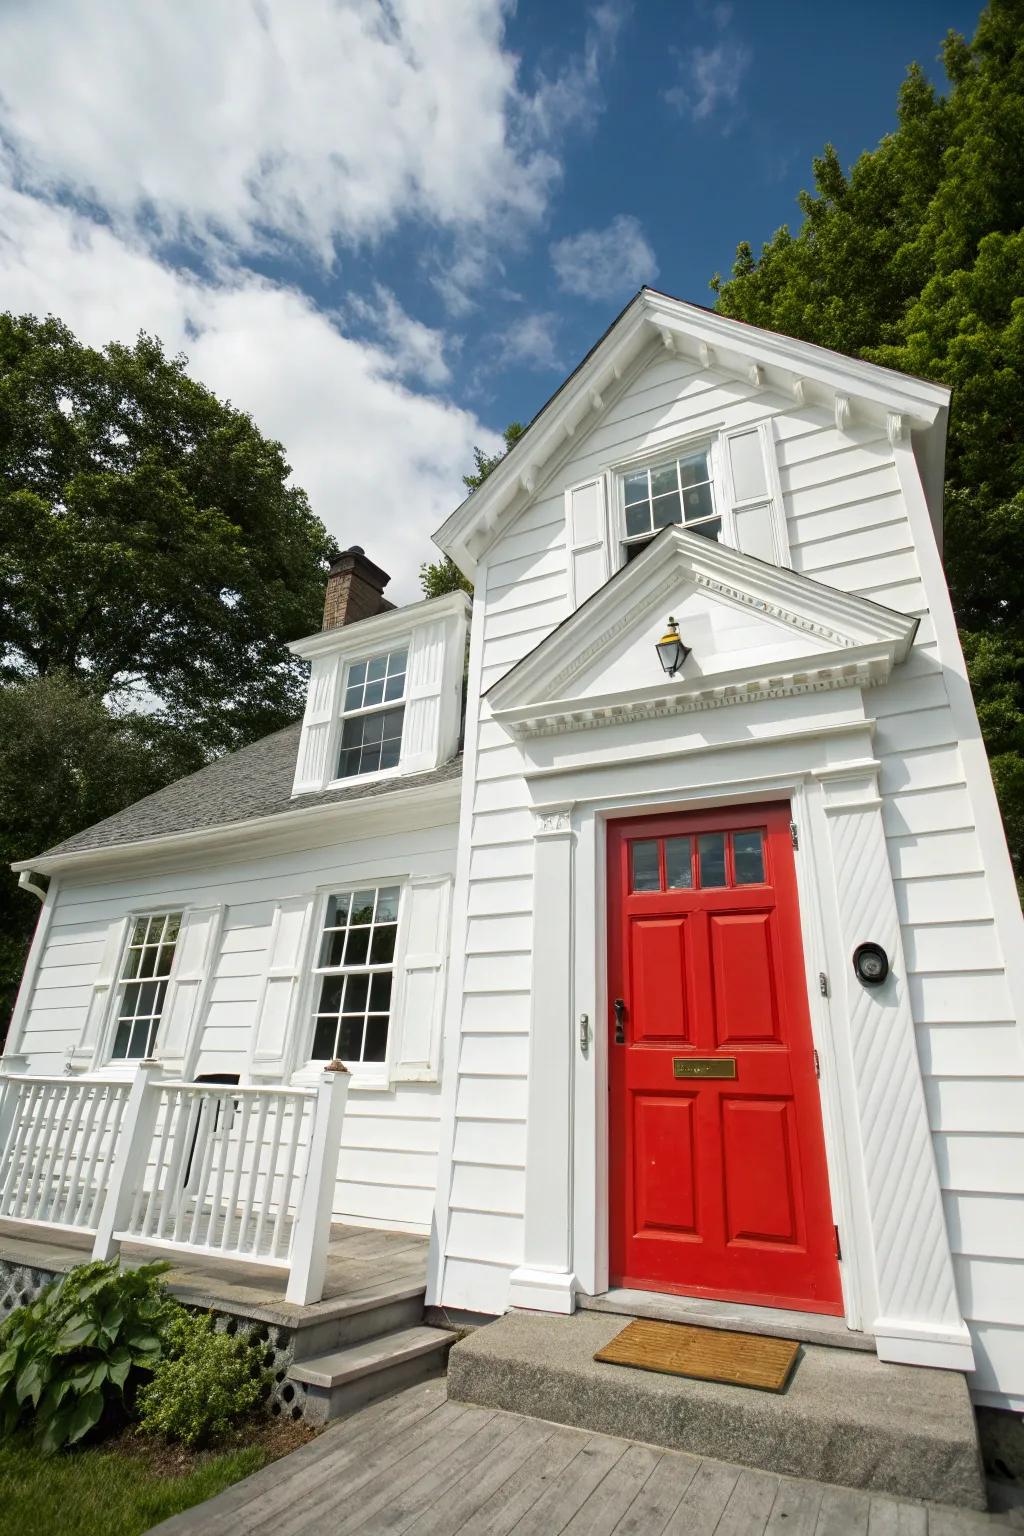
[{"left": 655, "top": 617, "right": 691, "bottom": 677}]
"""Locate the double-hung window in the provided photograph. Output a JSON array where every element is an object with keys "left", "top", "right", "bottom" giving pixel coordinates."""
[
  {"left": 110, "top": 912, "right": 182, "bottom": 1059},
  {"left": 310, "top": 887, "right": 400, "bottom": 1065},
  {"left": 337, "top": 648, "right": 407, "bottom": 779},
  {"left": 621, "top": 444, "right": 719, "bottom": 560}
]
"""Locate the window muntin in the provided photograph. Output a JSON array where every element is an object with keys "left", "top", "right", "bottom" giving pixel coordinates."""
[
  {"left": 310, "top": 887, "right": 400, "bottom": 1065},
  {"left": 111, "top": 912, "right": 182, "bottom": 1059},
  {"left": 628, "top": 829, "right": 766, "bottom": 892},
  {"left": 621, "top": 446, "right": 720, "bottom": 559},
  {"left": 337, "top": 647, "right": 408, "bottom": 780}
]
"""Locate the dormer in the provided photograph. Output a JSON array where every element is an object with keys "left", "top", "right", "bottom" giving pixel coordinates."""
[{"left": 288, "top": 547, "right": 470, "bottom": 796}]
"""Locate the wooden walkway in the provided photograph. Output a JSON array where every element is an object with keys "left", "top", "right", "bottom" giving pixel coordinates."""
[{"left": 152, "top": 1378, "right": 1010, "bottom": 1536}]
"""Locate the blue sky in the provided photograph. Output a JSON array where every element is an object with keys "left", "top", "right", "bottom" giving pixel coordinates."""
[{"left": 0, "top": 1, "right": 983, "bottom": 598}]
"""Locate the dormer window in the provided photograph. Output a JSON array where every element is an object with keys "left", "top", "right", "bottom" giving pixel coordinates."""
[
  {"left": 622, "top": 445, "right": 720, "bottom": 560},
  {"left": 338, "top": 647, "right": 408, "bottom": 779}
]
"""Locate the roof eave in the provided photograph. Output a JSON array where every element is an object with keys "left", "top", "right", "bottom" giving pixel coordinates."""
[{"left": 14, "top": 772, "right": 462, "bottom": 878}]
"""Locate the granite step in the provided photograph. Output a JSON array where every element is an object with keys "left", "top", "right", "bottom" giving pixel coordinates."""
[
  {"left": 447, "top": 1309, "right": 986, "bottom": 1510},
  {"left": 576, "top": 1287, "right": 876, "bottom": 1351}
]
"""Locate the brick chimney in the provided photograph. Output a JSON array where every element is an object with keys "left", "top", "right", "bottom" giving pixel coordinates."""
[{"left": 322, "top": 546, "right": 394, "bottom": 630}]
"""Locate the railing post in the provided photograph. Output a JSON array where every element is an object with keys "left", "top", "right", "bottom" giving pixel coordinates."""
[
  {"left": 285, "top": 1063, "right": 349, "bottom": 1305},
  {"left": 0, "top": 1057, "right": 29, "bottom": 1160},
  {"left": 92, "top": 1059, "right": 162, "bottom": 1261}
]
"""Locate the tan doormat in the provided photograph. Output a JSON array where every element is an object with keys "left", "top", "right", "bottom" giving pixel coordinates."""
[{"left": 594, "top": 1318, "right": 800, "bottom": 1392}]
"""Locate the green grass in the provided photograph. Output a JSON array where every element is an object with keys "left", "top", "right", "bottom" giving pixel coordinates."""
[{"left": 0, "top": 1437, "right": 269, "bottom": 1536}]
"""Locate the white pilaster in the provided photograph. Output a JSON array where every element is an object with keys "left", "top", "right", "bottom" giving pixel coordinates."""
[
  {"left": 508, "top": 806, "right": 578, "bottom": 1313},
  {"left": 817, "top": 766, "right": 974, "bottom": 1370}
]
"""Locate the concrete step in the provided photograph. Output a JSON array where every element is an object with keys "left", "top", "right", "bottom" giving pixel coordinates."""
[
  {"left": 447, "top": 1310, "right": 986, "bottom": 1511},
  {"left": 576, "top": 1288, "right": 875, "bottom": 1352},
  {"left": 288, "top": 1324, "right": 457, "bottom": 1424}
]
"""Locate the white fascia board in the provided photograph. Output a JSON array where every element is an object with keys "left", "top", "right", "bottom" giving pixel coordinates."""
[
  {"left": 486, "top": 525, "right": 918, "bottom": 715},
  {"left": 432, "top": 289, "right": 950, "bottom": 574},
  {"left": 643, "top": 294, "right": 950, "bottom": 424},
  {"left": 12, "top": 774, "right": 462, "bottom": 879},
  {"left": 289, "top": 589, "right": 471, "bottom": 661}
]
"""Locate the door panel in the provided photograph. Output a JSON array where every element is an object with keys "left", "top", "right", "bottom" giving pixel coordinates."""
[
  {"left": 709, "top": 912, "right": 780, "bottom": 1045},
  {"left": 608, "top": 802, "right": 843, "bottom": 1315}
]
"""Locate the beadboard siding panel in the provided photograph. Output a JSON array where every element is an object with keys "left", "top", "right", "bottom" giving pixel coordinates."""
[{"left": 17, "top": 814, "right": 459, "bottom": 1234}]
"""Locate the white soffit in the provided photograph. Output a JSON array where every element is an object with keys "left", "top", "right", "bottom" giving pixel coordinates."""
[
  {"left": 485, "top": 524, "right": 919, "bottom": 739},
  {"left": 433, "top": 288, "right": 950, "bottom": 578}
]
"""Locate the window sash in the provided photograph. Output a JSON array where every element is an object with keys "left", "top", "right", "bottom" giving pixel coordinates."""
[
  {"left": 336, "top": 647, "right": 408, "bottom": 781},
  {"left": 620, "top": 445, "right": 720, "bottom": 553},
  {"left": 110, "top": 911, "right": 182, "bottom": 1061},
  {"left": 309, "top": 886, "right": 400, "bottom": 1067}
]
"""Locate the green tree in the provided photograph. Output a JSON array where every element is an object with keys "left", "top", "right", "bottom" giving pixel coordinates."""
[
  {"left": 0, "top": 314, "right": 334, "bottom": 752},
  {"left": 0, "top": 314, "right": 335, "bottom": 1037},
  {"left": 712, "top": 0, "right": 1024, "bottom": 883},
  {"left": 419, "top": 421, "right": 525, "bottom": 598},
  {"left": 0, "top": 674, "right": 206, "bottom": 1040}
]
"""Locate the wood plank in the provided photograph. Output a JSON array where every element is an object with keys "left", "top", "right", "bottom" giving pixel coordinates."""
[
  {"left": 662, "top": 1458, "right": 742, "bottom": 1536},
  {"left": 868, "top": 1498, "right": 928, "bottom": 1536},
  {"left": 609, "top": 1450, "right": 701, "bottom": 1536},
  {"left": 250, "top": 1399, "right": 476, "bottom": 1536},
  {"left": 815, "top": 1484, "right": 871, "bottom": 1536},
  {"left": 505, "top": 1434, "right": 630, "bottom": 1535},
  {"left": 457, "top": 1424, "right": 593, "bottom": 1536},
  {"left": 334, "top": 1410, "right": 520, "bottom": 1535},
  {"left": 714, "top": 1467, "right": 782, "bottom": 1536},
  {"left": 150, "top": 1380, "right": 449, "bottom": 1536},
  {"left": 560, "top": 1443, "right": 664, "bottom": 1536},
  {"left": 765, "top": 1478, "right": 824, "bottom": 1536},
  {"left": 396, "top": 1417, "right": 557, "bottom": 1535}
]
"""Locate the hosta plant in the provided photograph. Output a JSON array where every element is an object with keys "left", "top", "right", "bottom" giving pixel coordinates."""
[{"left": 0, "top": 1257, "right": 174, "bottom": 1453}]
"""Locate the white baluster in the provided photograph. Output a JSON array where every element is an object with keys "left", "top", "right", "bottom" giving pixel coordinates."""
[
  {"left": 253, "top": 1094, "right": 284, "bottom": 1258},
  {"left": 170, "top": 1092, "right": 203, "bottom": 1243},
  {"left": 12, "top": 1083, "right": 45, "bottom": 1218},
  {"left": 187, "top": 1094, "right": 220, "bottom": 1247},
  {"left": 139, "top": 1086, "right": 175, "bottom": 1238},
  {"left": 63, "top": 1084, "right": 101, "bottom": 1226},
  {"left": 83, "top": 1085, "right": 123, "bottom": 1229},
  {"left": 237, "top": 1096, "right": 269, "bottom": 1255},
  {"left": 208, "top": 1093, "right": 233, "bottom": 1248},
  {"left": 32, "top": 1084, "right": 73, "bottom": 1223},
  {"left": 221, "top": 1096, "right": 252, "bottom": 1253},
  {"left": 51, "top": 1084, "right": 89, "bottom": 1225},
  {"left": 0, "top": 1080, "right": 33, "bottom": 1217},
  {"left": 271, "top": 1095, "right": 304, "bottom": 1259}
]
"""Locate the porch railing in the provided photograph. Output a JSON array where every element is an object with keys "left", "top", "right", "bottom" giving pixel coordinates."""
[{"left": 0, "top": 1061, "right": 349, "bottom": 1306}]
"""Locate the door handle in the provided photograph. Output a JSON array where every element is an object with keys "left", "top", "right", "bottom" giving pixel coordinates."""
[{"left": 613, "top": 998, "right": 626, "bottom": 1044}]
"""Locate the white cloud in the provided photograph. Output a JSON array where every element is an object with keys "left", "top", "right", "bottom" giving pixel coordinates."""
[
  {"left": 550, "top": 215, "right": 657, "bottom": 302},
  {"left": 497, "top": 313, "right": 563, "bottom": 372},
  {"left": 519, "top": 2, "right": 629, "bottom": 145},
  {"left": 0, "top": 0, "right": 557, "bottom": 263},
  {"left": 664, "top": 5, "right": 751, "bottom": 123},
  {"left": 348, "top": 285, "right": 454, "bottom": 388},
  {"left": 0, "top": 185, "right": 500, "bottom": 602}
]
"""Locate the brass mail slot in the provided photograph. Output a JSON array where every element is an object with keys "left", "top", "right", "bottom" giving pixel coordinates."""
[{"left": 673, "top": 1057, "right": 736, "bottom": 1079}]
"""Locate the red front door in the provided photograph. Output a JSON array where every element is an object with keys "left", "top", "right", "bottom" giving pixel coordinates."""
[{"left": 608, "top": 803, "right": 843, "bottom": 1316}]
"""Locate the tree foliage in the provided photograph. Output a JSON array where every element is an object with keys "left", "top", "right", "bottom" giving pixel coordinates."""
[
  {"left": 0, "top": 315, "right": 335, "bottom": 1038},
  {"left": 712, "top": 0, "right": 1024, "bottom": 880},
  {"left": 419, "top": 421, "right": 526, "bottom": 598},
  {"left": 0, "top": 314, "right": 334, "bottom": 751}
]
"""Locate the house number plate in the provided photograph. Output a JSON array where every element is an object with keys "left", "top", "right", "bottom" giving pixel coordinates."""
[{"left": 673, "top": 1058, "right": 737, "bottom": 1079}]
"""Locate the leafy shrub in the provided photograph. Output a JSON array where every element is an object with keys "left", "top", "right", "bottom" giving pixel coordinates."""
[
  {"left": 137, "top": 1310, "right": 270, "bottom": 1447},
  {"left": 0, "top": 1258, "right": 173, "bottom": 1453}
]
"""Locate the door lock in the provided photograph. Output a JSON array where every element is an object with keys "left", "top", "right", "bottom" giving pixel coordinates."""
[{"left": 613, "top": 998, "right": 627, "bottom": 1044}]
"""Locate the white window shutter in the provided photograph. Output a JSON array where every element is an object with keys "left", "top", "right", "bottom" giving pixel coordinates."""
[
  {"left": 292, "top": 654, "right": 340, "bottom": 792},
  {"left": 392, "top": 876, "right": 453, "bottom": 1081},
  {"left": 157, "top": 905, "right": 224, "bottom": 1076},
  {"left": 250, "top": 896, "right": 315, "bottom": 1079},
  {"left": 401, "top": 619, "right": 448, "bottom": 772},
  {"left": 565, "top": 477, "right": 609, "bottom": 609},
  {"left": 69, "top": 916, "right": 129, "bottom": 1069},
  {"left": 724, "top": 421, "right": 791, "bottom": 568}
]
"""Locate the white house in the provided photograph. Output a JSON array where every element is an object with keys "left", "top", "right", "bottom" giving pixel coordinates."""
[{"left": 5, "top": 290, "right": 1023, "bottom": 1415}]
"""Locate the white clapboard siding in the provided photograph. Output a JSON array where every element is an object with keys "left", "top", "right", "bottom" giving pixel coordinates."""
[
  {"left": 434, "top": 341, "right": 1024, "bottom": 1413},
  {"left": 17, "top": 812, "right": 458, "bottom": 1234}
]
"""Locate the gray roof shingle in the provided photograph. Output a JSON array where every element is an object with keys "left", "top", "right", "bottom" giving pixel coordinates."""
[{"left": 37, "top": 723, "right": 463, "bottom": 859}]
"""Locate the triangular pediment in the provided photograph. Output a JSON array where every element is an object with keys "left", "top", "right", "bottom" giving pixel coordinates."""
[
  {"left": 435, "top": 288, "right": 949, "bottom": 579},
  {"left": 486, "top": 525, "right": 918, "bottom": 738}
]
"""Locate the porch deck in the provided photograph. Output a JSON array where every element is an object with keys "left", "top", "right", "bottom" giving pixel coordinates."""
[{"left": 0, "top": 1217, "right": 428, "bottom": 1326}]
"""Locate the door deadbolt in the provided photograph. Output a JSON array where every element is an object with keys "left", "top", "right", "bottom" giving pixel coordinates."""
[{"left": 613, "top": 998, "right": 626, "bottom": 1044}]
